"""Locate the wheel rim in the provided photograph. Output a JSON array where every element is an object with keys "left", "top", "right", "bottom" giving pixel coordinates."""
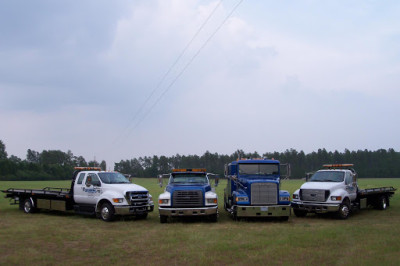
[
  {"left": 340, "top": 205, "right": 349, "bottom": 217},
  {"left": 101, "top": 207, "right": 110, "bottom": 220},
  {"left": 24, "top": 201, "right": 31, "bottom": 213},
  {"left": 382, "top": 198, "right": 387, "bottom": 209}
]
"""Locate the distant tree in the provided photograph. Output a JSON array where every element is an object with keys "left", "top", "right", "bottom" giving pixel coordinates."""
[
  {"left": 100, "top": 160, "right": 107, "bottom": 171},
  {"left": 0, "top": 140, "right": 7, "bottom": 159},
  {"left": 26, "top": 149, "right": 40, "bottom": 163},
  {"left": 9, "top": 155, "right": 22, "bottom": 163}
]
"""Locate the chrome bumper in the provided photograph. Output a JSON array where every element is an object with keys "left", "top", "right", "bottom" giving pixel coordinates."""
[
  {"left": 235, "top": 205, "right": 291, "bottom": 217},
  {"left": 291, "top": 201, "right": 340, "bottom": 213},
  {"left": 159, "top": 206, "right": 218, "bottom": 217},
  {"left": 114, "top": 204, "right": 154, "bottom": 215}
]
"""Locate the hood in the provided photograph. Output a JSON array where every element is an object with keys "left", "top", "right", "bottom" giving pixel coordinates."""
[
  {"left": 167, "top": 183, "right": 211, "bottom": 193},
  {"left": 103, "top": 183, "right": 148, "bottom": 195},
  {"left": 301, "top": 181, "right": 343, "bottom": 191}
]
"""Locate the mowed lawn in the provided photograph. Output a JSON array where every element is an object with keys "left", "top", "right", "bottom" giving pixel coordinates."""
[{"left": 0, "top": 178, "right": 399, "bottom": 265}]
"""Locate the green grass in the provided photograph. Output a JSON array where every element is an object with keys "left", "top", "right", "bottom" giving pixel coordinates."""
[{"left": 0, "top": 178, "right": 399, "bottom": 265}]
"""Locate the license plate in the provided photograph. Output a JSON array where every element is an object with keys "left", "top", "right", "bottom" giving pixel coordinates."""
[{"left": 260, "top": 207, "right": 268, "bottom": 211}]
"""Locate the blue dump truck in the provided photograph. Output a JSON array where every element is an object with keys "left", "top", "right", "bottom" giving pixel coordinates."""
[
  {"left": 224, "top": 158, "right": 291, "bottom": 220},
  {"left": 158, "top": 168, "right": 219, "bottom": 223}
]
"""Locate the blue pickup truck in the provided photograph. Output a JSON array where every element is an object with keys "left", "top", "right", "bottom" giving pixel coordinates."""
[
  {"left": 224, "top": 158, "right": 291, "bottom": 220},
  {"left": 158, "top": 168, "right": 218, "bottom": 223}
]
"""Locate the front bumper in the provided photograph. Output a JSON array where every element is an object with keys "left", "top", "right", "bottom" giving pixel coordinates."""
[
  {"left": 159, "top": 206, "right": 218, "bottom": 217},
  {"left": 291, "top": 201, "right": 340, "bottom": 213},
  {"left": 235, "top": 205, "right": 290, "bottom": 217},
  {"left": 114, "top": 204, "right": 154, "bottom": 215}
]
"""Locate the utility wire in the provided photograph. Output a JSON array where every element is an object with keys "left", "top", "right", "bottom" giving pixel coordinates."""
[
  {"left": 113, "top": 0, "right": 224, "bottom": 145},
  {"left": 125, "top": 0, "right": 244, "bottom": 137}
]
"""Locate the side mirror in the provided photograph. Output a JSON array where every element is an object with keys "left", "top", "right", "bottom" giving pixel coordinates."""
[
  {"left": 93, "top": 181, "right": 101, "bottom": 187},
  {"left": 158, "top": 175, "right": 163, "bottom": 188}
]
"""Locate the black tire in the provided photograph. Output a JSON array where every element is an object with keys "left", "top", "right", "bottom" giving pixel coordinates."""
[
  {"left": 280, "top": 216, "right": 289, "bottom": 221},
  {"left": 100, "top": 202, "right": 115, "bottom": 222},
  {"left": 136, "top": 213, "right": 148, "bottom": 219},
  {"left": 209, "top": 213, "right": 218, "bottom": 222},
  {"left": 336, "top": 199, "right": 350, "bottom": 219},
  {"left": 160, "top": 215, "right": 168, "bottom": 223},
  {"left": 293, "top": 209, "right": 307, "bottom": 217},
  {"left": 376, "top": 195, "right": 388, "bottom": 210},
  {"left": 23, "top": 198, "right": 35, "bottom": 214}
]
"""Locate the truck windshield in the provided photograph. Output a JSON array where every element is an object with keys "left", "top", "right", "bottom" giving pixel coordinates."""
[
  {"left": 238, "top": 164, "right": 279, "bottom": 176},
  {"left": 98, "top": 173, "right": 130, "bottom": 184},
  {"left": 170, "top": 173, "right": 208, "bottom": 184},
  {"left": 310, "top": 171, "right": 344, "bottom": 182}
]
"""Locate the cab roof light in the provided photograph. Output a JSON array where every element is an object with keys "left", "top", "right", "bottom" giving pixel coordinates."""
[
  {"left": 172, "top": 168, "right": 207, "bottom": 172},
  {"left": 74, "top": 167, "right": 102, "bottom": 171},
  {"left": 323, "top": 164, "right": 354, "bottom": 169}
]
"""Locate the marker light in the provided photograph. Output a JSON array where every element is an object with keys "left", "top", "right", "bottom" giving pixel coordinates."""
[
  {"left": 112, "top": 198, "right": 124, "bottom": 203},
  {"left": 172, "top": 168, "right": 206, "bottom": 172}
]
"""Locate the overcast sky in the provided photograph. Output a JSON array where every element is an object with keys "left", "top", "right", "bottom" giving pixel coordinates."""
[{"left": 1, "top": 0, "right": 399, "bottom": 168}]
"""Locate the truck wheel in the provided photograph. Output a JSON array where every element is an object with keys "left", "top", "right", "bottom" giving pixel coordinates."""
[
  {"left": 136, "top": 213, "right": 148, "bottom": 219},
  {"left": 293, "top": 209, "right": 307, "bottom": 217},
  {"left": 209, "top": 214, "right": 218, "bottom": 223},
  {"left": 23, "top": 199, "right": 35, "bottom": 214},
  {"left": 100, "top": 203, "right": 115, "bottom": 222},
  {"left": 376, "top": 196, "right": 388, "bottom": 210},
  {"left": 336, "top": 199, "right": 350, "bottom": 219},
  {"left": 280, "top": 216, "right": 289, "bottom": 221},
  {"left": 160, "top": 215, "right": 168, "bottom": 223}
]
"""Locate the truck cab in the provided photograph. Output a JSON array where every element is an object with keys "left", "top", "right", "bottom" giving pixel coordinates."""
[
  {"left": 72, "top": 167, "right": 154, "bottom": 221},
  {"left": 158, "top": 168, "right": 218, "bottom": 223},
  {"left": 291, "top": 164, "right": 358, "bottom": 219},
  {"left": 224, "top": 159, "right": 291, "bottom": 220}
]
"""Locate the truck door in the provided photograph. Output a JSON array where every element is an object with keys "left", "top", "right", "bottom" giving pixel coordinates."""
[
  {"left": 345, "top": 171, "right": 357, "bottom": 201},
  {"left": 74, "top": 173, "right": 102, "bottom": 205}
]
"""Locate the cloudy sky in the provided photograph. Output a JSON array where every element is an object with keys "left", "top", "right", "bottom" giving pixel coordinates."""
[{"left": 1, "top": 0, "right": 399, "bottom": 168}]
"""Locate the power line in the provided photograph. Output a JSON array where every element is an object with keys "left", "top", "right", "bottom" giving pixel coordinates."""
[
  {"left": 125, "top": 0, "right": 244, "bottom": 136},
  {"left": 113, "top": 0, "right": 224, "bottom": 145}
]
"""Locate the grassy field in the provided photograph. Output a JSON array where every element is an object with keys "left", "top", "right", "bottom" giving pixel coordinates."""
[{"left": 0, "top": 178, "right": 399, "bottom": 265}]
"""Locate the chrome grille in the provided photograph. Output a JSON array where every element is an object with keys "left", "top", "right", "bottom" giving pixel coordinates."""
[
  {"left": 172, "top": 190, "right": 203, "bottom": 207},
  {"left": 300, "top": 189, "right": 329, "bottom": 202},
  {"left": 127, "top": 191, "right": 149, "bottom": 206},
  {"left": 251, "top": 183, "right": 277, "bottom": 205}
]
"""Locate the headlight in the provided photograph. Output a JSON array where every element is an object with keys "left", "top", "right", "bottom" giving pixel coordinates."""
[
  {"left": 331, "top": 196, "right": 342, "bottom": 201},
  {"left": 206, "top": 198, "right": 218, "bottom": 204},
  {"left": 158, "top": 192, "right": 171, "bottom": 206},
  {"left": 158, "top": 199, "right": 169, "bottom": 205},
  {"left": 236, "top": 196, "right": 248, "bottom": 202},
  {"left": 280, "top": 196, "right": 290, "bottom": 202},
  {"left": 292, "top": 194, "right": 299, "bottom": 199},
  {"left": 112, "top": 198, "right": 124, "bottom": 203}
]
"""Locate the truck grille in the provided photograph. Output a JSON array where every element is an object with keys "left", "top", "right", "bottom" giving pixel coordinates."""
[
  {"left": 127, "top": 191, "right": 149, "bottom": 206},
  {"left": 300, "top": 189, "right": 329, "bottom": 202},
  {"left": 172, "top": 190, "right": 203, "bottom": 207},
  {"left": 251, "top": 183, "right": 277, "bottom": 205}
]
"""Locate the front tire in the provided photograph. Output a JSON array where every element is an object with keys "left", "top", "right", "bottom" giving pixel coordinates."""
[
  {"left": 100, "top": 202, "right": 115, "bottom": 222},
  {"left": 293, "top": 209, "right": 307, "bottom": 217},
  {"left": 336, "top": 199, "right": 350, "bottom": 219},
  {"left": 160, "top": 215, "right": 168, "bottom": 223}
]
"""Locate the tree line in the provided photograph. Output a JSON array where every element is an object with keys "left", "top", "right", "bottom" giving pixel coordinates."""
[
  {"left": 1, "top": 140, "right": 400, "bottom": 180},
  {"left": 0, "top": 140, "right": 106, "bottom": 181},
  {"left": 115, "top": 148, "right": 400, "bottom": 179}
]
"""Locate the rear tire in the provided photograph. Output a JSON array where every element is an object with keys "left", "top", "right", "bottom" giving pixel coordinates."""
[
  {"left": 376, "top": 195, "right": 388, "bottom": 210},
  {"left": 336, "top": 199, "right": 350, "bottom": 219},
  {"left": 100, "top": 202, "right": 115, "bottom": 222},
  {"left": 136, "top": 213, "right": 148, "bottom": 219},
  {"left": 23, "top": 198, "right": 35, "bottom": 214},
  {"left": 293, "top": 209, "right": 307, "bottom": 217}
]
